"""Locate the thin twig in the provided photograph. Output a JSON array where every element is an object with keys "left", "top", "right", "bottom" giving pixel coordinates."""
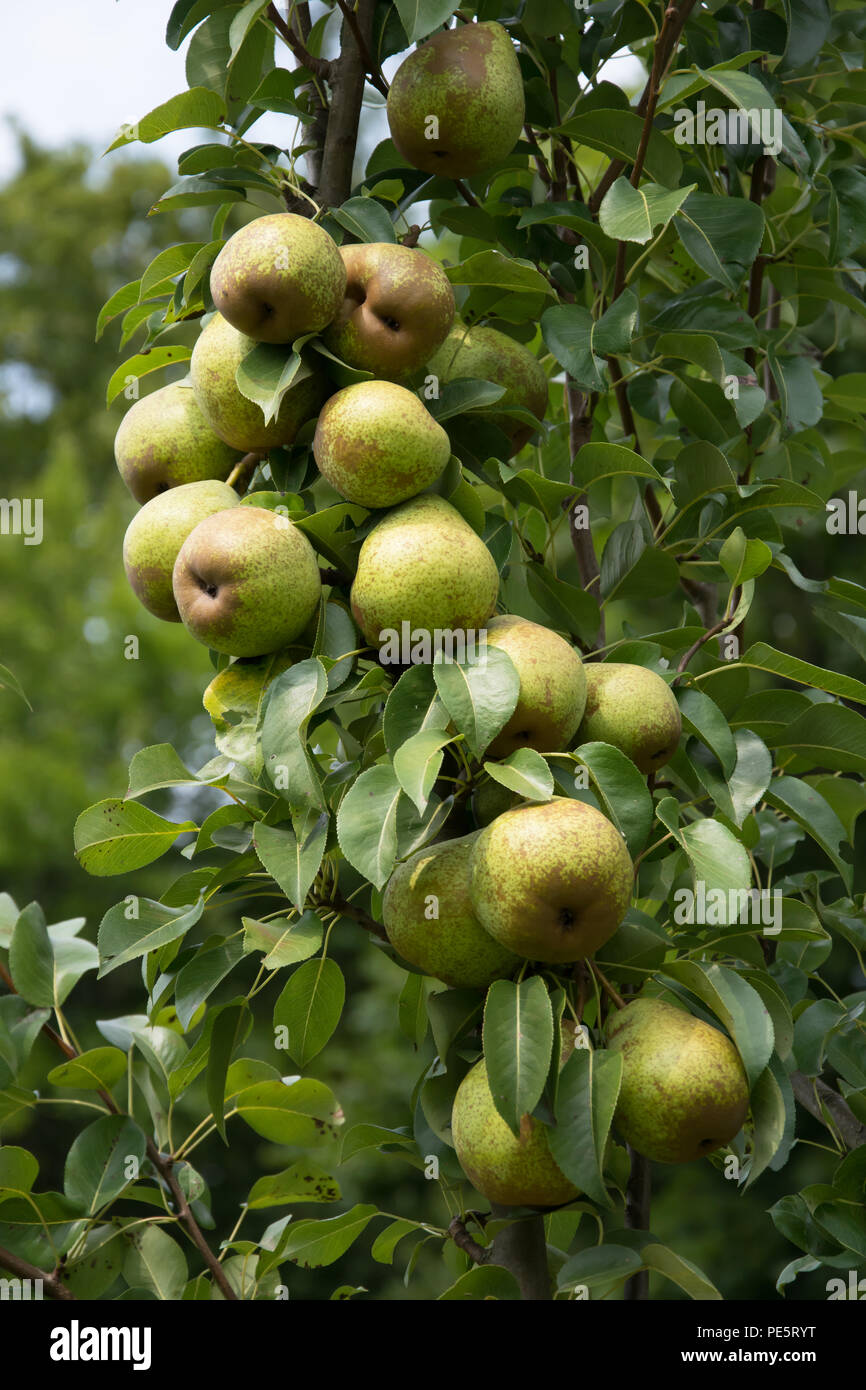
[
  {"left": 226, "top": 451, "right": 265, "bottom": 492},
  {"left": 448, "top": 1215, "right": 491, "bottom": 1265},
  {"left": 588, "top": 960, "right": 626, "bottom": 1010},
  {"left": 267, "top": 3, "right": 332, "bottom": 79},
  {"left": 334, "top": 0, "right": 389, "bottom": 96},
  {"left": 0, "top": 1245, "right": 75, "bottom": 1301}
]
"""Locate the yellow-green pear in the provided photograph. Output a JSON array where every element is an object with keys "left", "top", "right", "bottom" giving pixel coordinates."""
[
  {"left": 190, "top": 313, "right": 329, "bottom": 451},
  {"left": 452, "top": 1056, "right": 579, "bottom": 1207},
  {"left": 484, "top": 615, "right": 586, "bottom": 759},
  {"left": 469, "top": 797, "right": 633, "bottom": 963},
  {"left": 471, "top": 776, "right": 520, "bottom": 827},
  {"left": 427, "top": 319, "right": 548, "bottom": 454},
  {"left": 210, "top": 213, "right": 346, "bottom": 344},
  {"left": 172, "top": 505, "right": 321, "bottom": 657},
  {"left": 123, "top": 480, "right": 239, "bottom": 622},
  {"left": 387, "top": 22, "right": 525, "bottom": 178},
  {"left": 350, "top": 494, "right": 498, "bottom": 647},
  {"left": 313, "top": 381, "right": 450, "bottom": 508},
  {"left": 114, "top": 383, "right": 240, "bottom": 504},
  {"left": 578, "top": 664, "right": 682, "bottom": 774},
  {"left": 382, "top": 833, "right": 519, "bottom": 989},
  {"left": 606, "top": 998, "right": 749, "bottom": 1163},
  {"left": 322, "top": 243, "right": 454, "bottom": 381}
]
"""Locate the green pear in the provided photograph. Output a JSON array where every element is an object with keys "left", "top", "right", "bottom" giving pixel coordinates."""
[
  {"left": 350, "top": 494, "right": 498, "bottom": 647},
  {"left": 606, "top": 998, "right": 749, "bottom": 1163},
  {"left": 427, "top": 320, "right": 548, "bottom": 454},
  {"left": 321, "top": 243, "right": 454, "bottom": 380},
  {"left": 382, "top": 833, "right": 519, "bottom": 989},
  {"left": 123, "top": 480, "right": 239, "bottom": 623},
  {"left": 210, "top": 213, "right": 346, "bottom": 344},
  {"left": 484, "top": 615, "right": 586, "bottom": 759},
  {"left": 190, "top": 313, "right": 329, "bottom": 451},
  {"left": 452, "top": 1056, "right": 579, "bottom": 1207},
  {"left": 469, "top": 797, "right": 633, "bottom": 963},
  {"left": 578, "top": 663, "right": 682, "bottom": 774},
  {"left": 172, "top": 505, "right": 321, "bottom": 657},
  {"left": 114, "top": 382, "right": 240, "bottom": 504},
  {"left": 471, "top": 776, "right": 520, "bottom": 827},
  {"left": 387, "top": 21, "right": 525, "bottom": 178},
  {"left": 313, "top": 380, "right": 450, "bottom": 508}
]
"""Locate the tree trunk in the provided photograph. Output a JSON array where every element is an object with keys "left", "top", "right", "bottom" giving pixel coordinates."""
[{"left": 490, "top": 1205, "right": 553, "bottom": 1300}]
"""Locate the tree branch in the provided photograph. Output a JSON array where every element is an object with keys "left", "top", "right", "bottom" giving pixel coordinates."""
[
  {"left": 623, "top": 1147, "right": 651, "bottom": 1301},
  {"left": 328, "top": 896, "right": 388, "bottom": 940},
  {"left": 448, "top": 1215, "right": 491, "bottom": 1265},
  {"left": 790, "top": 1071, "right": 866, "bottom": 1152},
  {"left": 565, "top": 380, "right": 605, "bottom": 648},
  {"left": 0, "top": 1245, "right": 75, "bottom": 1301},
  {"left": 490, "top": 1205, "right": 552, "bottom": 1300},
  {"left": 334, "top": 0, "right": 389, "bottom": 97},
  {"left": 318, "top": 0, "right": 376, "bottom": 208},
  {"left": 287, "top": 2, "right": 329, "bottom": 193},
  {"left": 0, "top": 962, "right": 238, "bottom": 1300},
  {"left": 589, "top": 959, "right": 627, "bottom": 1010},
  {"left": 267, "top": 3, "right": 332, "bottom": 80}
]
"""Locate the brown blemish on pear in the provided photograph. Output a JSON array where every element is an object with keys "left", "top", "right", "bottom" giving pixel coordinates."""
[{"left": 578, "top": 663, "right": 682, "bottom": 774}]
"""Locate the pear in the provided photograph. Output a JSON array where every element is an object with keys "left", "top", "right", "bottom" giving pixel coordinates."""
[
  {"left": 469, "top": 797, "right": 633, "bottom": 963},
  {"left": 452, "top": 1056, "right": 579, "bottom": 1207},
  {"left": 484, "top": 615, "right": 586, "bottom": 759},
  {"left": 350, "top": 494, "right": 498, "bottom": 647},
  {"left": 578, "top": 663, "right": 682, "bottom": 774},
  {"left": 427, "top": 319, "right": 548, "bottom": 454},
  {"left": 210, "top": 213, "right": 346, "bottom": 344},
  {"left": 387, "top": 21, "right": 525, "bottom": 179},
  {"left": 114, "top": 382, "right": 240, "bottom": 504},
  {"left": 606, "top": 998, "right": 749, "bottom": 1163},
  {"left": 123, "top": 480, "right": 239, "bottom": 622},
  {"left": 383, "top": 833, "right": 519, "bottom": 989},
  {"left": 313, "top": 381, "right": 450, "bottom": 508},
  {"left": 190, "top": 313, "right": 329, "bottom": 451},
  {"left": 471, "top": 776, "right": 520, "bottom": 827},
  {"left": 172, "top": 505, "right": 321, "bottom": 657},
  {"left": 321, "top": 243, "right": 455, "bottom": 381}
]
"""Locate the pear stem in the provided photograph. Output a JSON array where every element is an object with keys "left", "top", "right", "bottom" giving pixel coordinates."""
[
  {"left": 588, "top": 960, "right": 626, "bottom": 1011},
  {"left": 226, "top": 451, "right": 265, "bottom": 491}
]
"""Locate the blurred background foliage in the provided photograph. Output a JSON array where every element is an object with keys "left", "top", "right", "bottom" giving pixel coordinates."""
[{"left": 0, "top": 133, "right": 863, "bottom": 1300}]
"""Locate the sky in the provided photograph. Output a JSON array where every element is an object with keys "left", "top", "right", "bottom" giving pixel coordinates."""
[{"left": 0, "top": 1, "right": 642, "bottom": 182}]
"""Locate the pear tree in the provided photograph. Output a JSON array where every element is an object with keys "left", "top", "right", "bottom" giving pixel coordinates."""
[{"left": 2, "top": 0, "right": 865, "bottom": 1313}]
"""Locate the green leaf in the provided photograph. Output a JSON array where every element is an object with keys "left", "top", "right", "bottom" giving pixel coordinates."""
[
  {"left": 599, "top": 178, "right": 696, "bottom": 244},
  {"left": 253, "top": 815, "right": 328, "bottom": 913},
  {"left": 432, "top": 648, "right": 520, "bottom": 759},
  {"left": 541, "top": 292, "right": 639, "bottom": 391},
  {"left": 97, "top": 896, "right": 204, "bottom": 978},
  {"left": 371, "top": 1217, "right": 424, "bottom": 1265},
  {"left": 384, "top": 664, "right": 449, "bottom": 755},
  {"left": 439, "top": 1264, "right": 521, "bottom": 1299},
  {"left": 235, "top": 341, "right": 313, "bottom": 426},
  {"left": 278, "top": 1205, "right": 378, "bottom": 1268},
  {"left": 139, "top": 242, "right": 205, "bottom": 299},
  {"left": 398, "top": 972, "right": 428, "bottom": 1049},
  {"left": 242, "top": 910, "right": 324, "bottom": 968},
  {"left": 228, "top": 0, "right": 270, "bottom": 60},
  {"left": 207, "top": 1002, "right": 249, "bottom": 1142},
  {"left": 273, "top": 958, "right": 345, "bottom": 1066},
  {"left": 105, "top": 348, "right": 193, "bottom": 405},
  {"left": 248, "top": 1162, "right": 341, "bottom": 1208},
  {"left": 559, "top": 110, "right": 682, "bottom": 186},
  {"left": 336, "top": 764, "right": 402, "bottom": 890},
  {"left": 261, "top": 659, "right": 328, "bottom": 814},
  {"left": 642, "top": 1244, "right": 722, "bottom": 1300},
  {"left": 763, "top": 777, "right": 852, "bottom": 890},
  {"left": 548, "top": 1048, "right": 623, "bottom": 1209},
  {"left": 8, "top": 903, "right": 54, "bottom": 1007},
  {"left": 47, "top": 1048, "right": 128, "bottom": 1091},
  {"left": 728, "top": 730, "right": 773, "bottom": 827},
  {"left": 393, "top": 729, "right": 455, "bottom": 814},
  {"left": 570, "top": 442, "right": 665, "bottom": 490},
  {"left": 235, "top": 1077, "right": 342, "bottom": 1146},
  {"left": 483, "top": 978, "right": 554, "bottom": 1137},
  {"left": 122, "top": 1223, "right": 188, "bottom": 1301},
  {"left": 394, "top": 0, "right": 459, "bottom": 43},
  {"left": 675, "top": 819, "right": 753, "bottom": 927},
  {"left": 573, "top": 742, "right": 653, "bottom": 857},
  {"left": 331, "top": 196, "right": 396, "bottom": 243},
  {"left": 105, "top": 87, "right": 227, "bottom": 152},
  {"left": 0, "top": 1146, "right": 39, "bottom": 1196},
  {"left": 75, "top": 799, "right": 195, "bottom": 876},
  {"left": 771, "top": 704, "right": 866, "bottom": 779},
  {"left": 719, "top": 527, "right": 773, "bottom": 585},
  {"left": 676, "top": 192, "right": 765, "bottom": 290},
  {"left": 743, "top": 1063, "right": 787, "bottom": 1190},
  {"left": 96, "top": 281, "right": 141, "bottom": 340},
  {"left": 558, "top": 1243, "right": 642, "bottom": 1294},
  {"left": 174, "top": 935, "right": 245, "bottom": 1030},
  {"left": 127, "top": 743, "right": 212, "bottom": 797},
  {"left": 445, "top": 251, "right": 554, "bottom": 299},
  {"left": 678, "top": 688, "right": 737, "bottom": 777},
  {"left": 483, "top": 748, "right": 554, "bottom": 802},
  {"left": 64, "top": 1115, "right": 146, "bottom": 1214},
  {"left": 427, "top": 379, "right": 506, "bottom": 423}
]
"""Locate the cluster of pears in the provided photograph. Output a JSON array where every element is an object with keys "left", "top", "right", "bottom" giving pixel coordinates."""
[{"left": 117, "top": 207, "right": 548, "bottom": 657}]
